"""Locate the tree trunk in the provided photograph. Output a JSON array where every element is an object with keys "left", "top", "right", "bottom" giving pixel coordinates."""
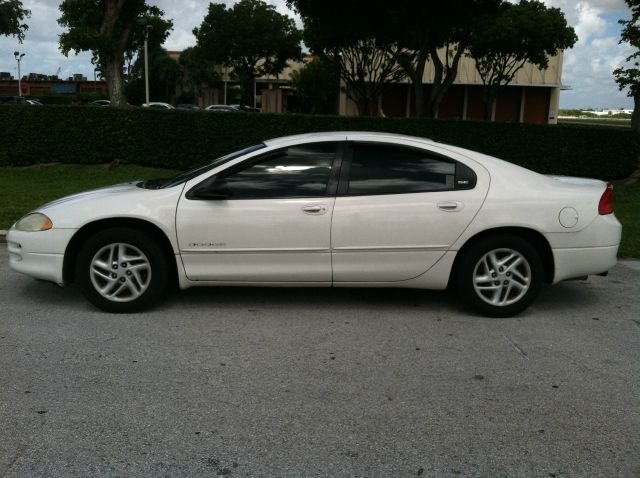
[
  {"left": 412, "top": 50, "right": 429, "bottom": 118},
  {"left": 632, "top": 91, "right": 640, "bottom": 133},
  {"left": 482, "top": 86, "right": 497, "bottom": 121},
  {"left": 427, "top": 46, "right": 464, "bottom": 119},
  {"left": 427, "top": 47, "right": 443, "bottom": 119},
  {"left": 239, "top": 74, "right": 255, "bottom": 108},
  {"left": 357, "top": 96, "right": 371, "bottom": 116},
  {"left": 104, "top": 59, "right": 126, "bottom": 107}
]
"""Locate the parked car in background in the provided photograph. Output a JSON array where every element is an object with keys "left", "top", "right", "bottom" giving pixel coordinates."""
[
  {"left": 204, "top": 104, "right": 238, "bottom": 112},
  {"left": 7, "top": 132, "right": 621, "bottom": 317},
  {"left": 176, "top": 104, "right": 201, "bottom": 110},
  {"left": 142, "top": 102, "right": 175, "bottom": 109},
  {"left": 89, "top": 99, "right": 111, "bottom": 106},
  {"left": 0, "top": 96, "right": 28, "bottom": 104},
  {"left": 228, "top": 104, "right": 261, "bottom": 112}
]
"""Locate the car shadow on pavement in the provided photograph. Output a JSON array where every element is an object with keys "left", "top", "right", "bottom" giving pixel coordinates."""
[
  {"left": 11, "top": 274, "right": 603, "bottom": 319},
  {"left": 533, "top": 280, "right": 605, "bottom": 315}
]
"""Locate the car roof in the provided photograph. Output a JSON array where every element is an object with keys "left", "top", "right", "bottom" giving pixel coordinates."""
[{"left": 263, "top": 131, "right": 434, "bottom": 147}]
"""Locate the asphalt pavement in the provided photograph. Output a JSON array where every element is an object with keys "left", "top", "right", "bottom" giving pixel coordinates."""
[{"left": 1, "top": 245, "right": 639, "bottom": 478}]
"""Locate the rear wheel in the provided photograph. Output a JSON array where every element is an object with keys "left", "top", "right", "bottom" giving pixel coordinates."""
[
  {"left": 455, "top": 235, "right": 543, "bottom": 317},
  {"left": 76, "top": 228, "right": 169, "bottom": 312}
]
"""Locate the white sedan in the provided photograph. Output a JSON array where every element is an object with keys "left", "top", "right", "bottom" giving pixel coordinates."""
[
  {"left": 142, "top": 102, "right": 175, "bottom": 109},
  {"left": 7, "top": 132, "right": 621, "bottom": 316}
]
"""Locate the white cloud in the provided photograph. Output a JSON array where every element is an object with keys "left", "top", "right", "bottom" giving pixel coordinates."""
[{"left": 574, "top": 2, "right": 608, "bottom": 44}]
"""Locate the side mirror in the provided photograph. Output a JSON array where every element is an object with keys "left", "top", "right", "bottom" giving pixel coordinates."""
[{"left": 187, "top": 179, "right": 231, "bottom": 200}]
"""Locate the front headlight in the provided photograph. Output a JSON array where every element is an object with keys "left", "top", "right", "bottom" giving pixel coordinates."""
[{"left": 15, "top": 213, "right": 53, "bottom": 232}]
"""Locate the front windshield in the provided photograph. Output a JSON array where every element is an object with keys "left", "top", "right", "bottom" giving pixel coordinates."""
[{"left": 153, "top": 143, "right": 266, "bottom": 189}]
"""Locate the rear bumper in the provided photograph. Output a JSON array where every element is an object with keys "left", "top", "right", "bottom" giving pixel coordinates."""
[
  {"left": 546, "top": 213, "right": 621, "bottom": 283},
  {"left": 552, "top": 245, "right": 619, "bottom": 283},
  {"left": 7, "top": 228, "right": 76, "bottom": 285}
]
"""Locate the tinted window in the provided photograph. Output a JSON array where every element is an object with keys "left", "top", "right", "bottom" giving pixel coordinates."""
[
  {"left": 221, "top": 142, "right": 337, "bottom": 198},
  {"left": 160, "top": 143, "right": 266, "bottom": 188},
  {"left": 347, "top": 143, "right": 456, "bottom": 195}
]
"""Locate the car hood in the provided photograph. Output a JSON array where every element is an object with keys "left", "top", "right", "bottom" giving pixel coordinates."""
[
  {"left": 39, "top": 182, "right": 142, "bottom": 210},
  {"left": 32, "top": 181, "right": 185, "bottom": 230}
]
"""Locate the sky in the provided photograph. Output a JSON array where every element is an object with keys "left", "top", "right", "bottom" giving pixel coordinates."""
[{"left": 0, "top": 0, "right": 635, "bottom": 109}]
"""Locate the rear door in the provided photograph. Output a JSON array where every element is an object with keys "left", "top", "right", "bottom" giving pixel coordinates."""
[{"left": 331, "top": 139, "right": 489, "bottom": 282}]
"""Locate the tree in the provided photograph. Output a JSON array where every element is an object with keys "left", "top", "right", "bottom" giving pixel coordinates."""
[
  {"left": 289, "top": 0, "right": 502, "bottom": 118},
  {"left": 125, "top": 48, "right": 181, "bottom": 104},
  {"left": 290, "top": 56, "right": 340, "bottom": 114},
  {"left": 178, "top": 46, "right": 222, "bottom": 103},
  {"left": 614, "top": 0, "right": 640, "bottom": 131},
  {"left": 289, "top": 0, "right": 406, "bottom": 116},
  {"left": 468, "top": 0, "right": 577, "bottom": 121},
  {"left": 396, "top": 0, "right": 501, "bottom": 118},
  {"left": 338, "top": 39, "right": 405, "bottom": 116},
  {"left": 194, "top": 0, "right": 302, "bottom": 108},
  {"left": 58, "top": 1, "right": 173, "bottom": 107},
  {"left": 0, "top": 0, "right": 30, "bottom": 42}
]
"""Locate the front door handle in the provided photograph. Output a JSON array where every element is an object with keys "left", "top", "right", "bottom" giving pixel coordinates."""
[
  {"left": 438, "top": 201, "right": 464, "bottom": 212},
  {"left": 302, "top": 204, "right": 328, "bottom": 215}
]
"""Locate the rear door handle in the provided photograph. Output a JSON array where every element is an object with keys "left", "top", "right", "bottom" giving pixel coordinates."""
[
  {"left": 302, "top": 204, "right": 328, "bottom": 215},
  {"left": 437, "top": 201, "right": 464, "bottom": 212}
]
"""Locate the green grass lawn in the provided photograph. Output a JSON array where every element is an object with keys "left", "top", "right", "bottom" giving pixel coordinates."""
[
  {"left": 558, "top": 117, "right": 631, "bottom": 129},
  {"left": 0, "top": 164, "right": 638, "bottom": 258},
  {"left": 614, "top": 180, "right": 640, "bottom": 258},
  {"left": 0, "top": 164, "right": 179, "bottom": 230}
]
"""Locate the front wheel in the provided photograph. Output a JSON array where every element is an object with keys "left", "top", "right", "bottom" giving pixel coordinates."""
[
  {"left": 76, "top": 228, "right": 169, "bottom": 312},
  {"left": 454, "top": 235, "right": 543, "bottom": 317}
]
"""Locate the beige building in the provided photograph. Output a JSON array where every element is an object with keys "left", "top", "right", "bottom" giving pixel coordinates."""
[
  {"left": 175, "top": 50, "right": 566, "bottom": 124},
  {"left": 338, "top": 51, "right": 565, "bottom": 124}
]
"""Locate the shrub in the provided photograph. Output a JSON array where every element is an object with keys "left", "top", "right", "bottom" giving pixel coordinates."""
[{"left": 0, "top": 105, "right": 637, "bottom": 179}]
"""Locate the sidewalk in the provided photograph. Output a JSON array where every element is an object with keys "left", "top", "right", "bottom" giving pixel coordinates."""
[{"left": 620, "top": 260, "right": 640, "bottom": 271}]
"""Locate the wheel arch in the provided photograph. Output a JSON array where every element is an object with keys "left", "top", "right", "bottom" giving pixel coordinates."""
[
  {"left": 63, "top": 217, "right": 178, "bottom": 285},
  {"left": 449, "top": 226, "right": 554, "bottom": 287}
]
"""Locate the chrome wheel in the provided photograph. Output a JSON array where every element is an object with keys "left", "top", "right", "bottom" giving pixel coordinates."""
[
  {"left": 472, "top": 248, "right": 531, "bottom": 307},
  {"left": 89, "top": 243, "right": 152, "bottom": 303}
]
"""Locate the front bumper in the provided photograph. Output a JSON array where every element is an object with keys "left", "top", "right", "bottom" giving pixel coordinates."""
[{"left": 7, "top": 228, "right": 77, "bottom": 285}]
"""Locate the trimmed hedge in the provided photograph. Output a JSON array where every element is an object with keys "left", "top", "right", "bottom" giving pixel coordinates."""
[{"left": 0, "top": 105, "right": 637, "bottom": 179}]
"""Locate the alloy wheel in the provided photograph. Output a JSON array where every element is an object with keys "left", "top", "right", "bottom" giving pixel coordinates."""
[{"left": 89, "top": 243, "right": 152, "bottom": 303}]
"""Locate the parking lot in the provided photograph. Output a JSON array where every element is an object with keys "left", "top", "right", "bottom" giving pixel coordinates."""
[{"left": 1, "top": 245, "right": 639, "bottom": 477}]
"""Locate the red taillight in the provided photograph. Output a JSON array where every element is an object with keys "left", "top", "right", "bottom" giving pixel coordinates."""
[{"left": 598, "top": 183, "right": 614, "bottom": 215}]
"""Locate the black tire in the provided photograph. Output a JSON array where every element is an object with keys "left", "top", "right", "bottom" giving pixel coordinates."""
[
  {"left": 454, "top": 234, "right": 543, "bottom": 317},
  {"left": 76, "top": 227, "right": 169, "bottom": 313}
]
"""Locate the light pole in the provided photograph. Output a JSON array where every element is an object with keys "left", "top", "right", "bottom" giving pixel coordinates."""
[
  {"left": 143, "top": 24, "right": 152, "bottom": 105},
  {"left": 14, "top": 51, "right": 25, "bottom": 97}
]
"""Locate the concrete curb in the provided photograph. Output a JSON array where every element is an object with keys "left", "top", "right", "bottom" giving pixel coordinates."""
[
  {"left": 0, "top": 230, "right": 6, "bottom": 244},
  {"left": 620, "top": 260, "right": 640, "bottom": 272}
]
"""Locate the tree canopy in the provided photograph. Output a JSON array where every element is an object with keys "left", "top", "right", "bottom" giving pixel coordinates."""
[
  {"left": 194, "top": 0, "right": 302, "bottom": 107},
  {"left": 614, "top": 0, "right": 640, "bottom": 131},
  {"left": 469, "top": 0, "right": 577, "bottom": 120},
  {"left": 58, "top": 0, "right": 173, "bottom": 106},
  {"left": 289, "top": 56, "right": 340, "bottom": 114},
  {"left": 178, "top": 46, "right": 222, "bottom": 103},
  {"left": 288, "top": 0, "right": 406, "bottom": 116},
  {"left": 289, "top": 0, "right": 502, "bottom": 117},
  {"left": 0, "top": 0, "right": 30, "bottom": 42},
  {"left": 125, "top": 48, "right": 181, "bottom": 105}
]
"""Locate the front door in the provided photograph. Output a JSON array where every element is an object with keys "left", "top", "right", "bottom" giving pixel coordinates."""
[{"left": 176, "top": 141, "right": 341, "bottom": 282}]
